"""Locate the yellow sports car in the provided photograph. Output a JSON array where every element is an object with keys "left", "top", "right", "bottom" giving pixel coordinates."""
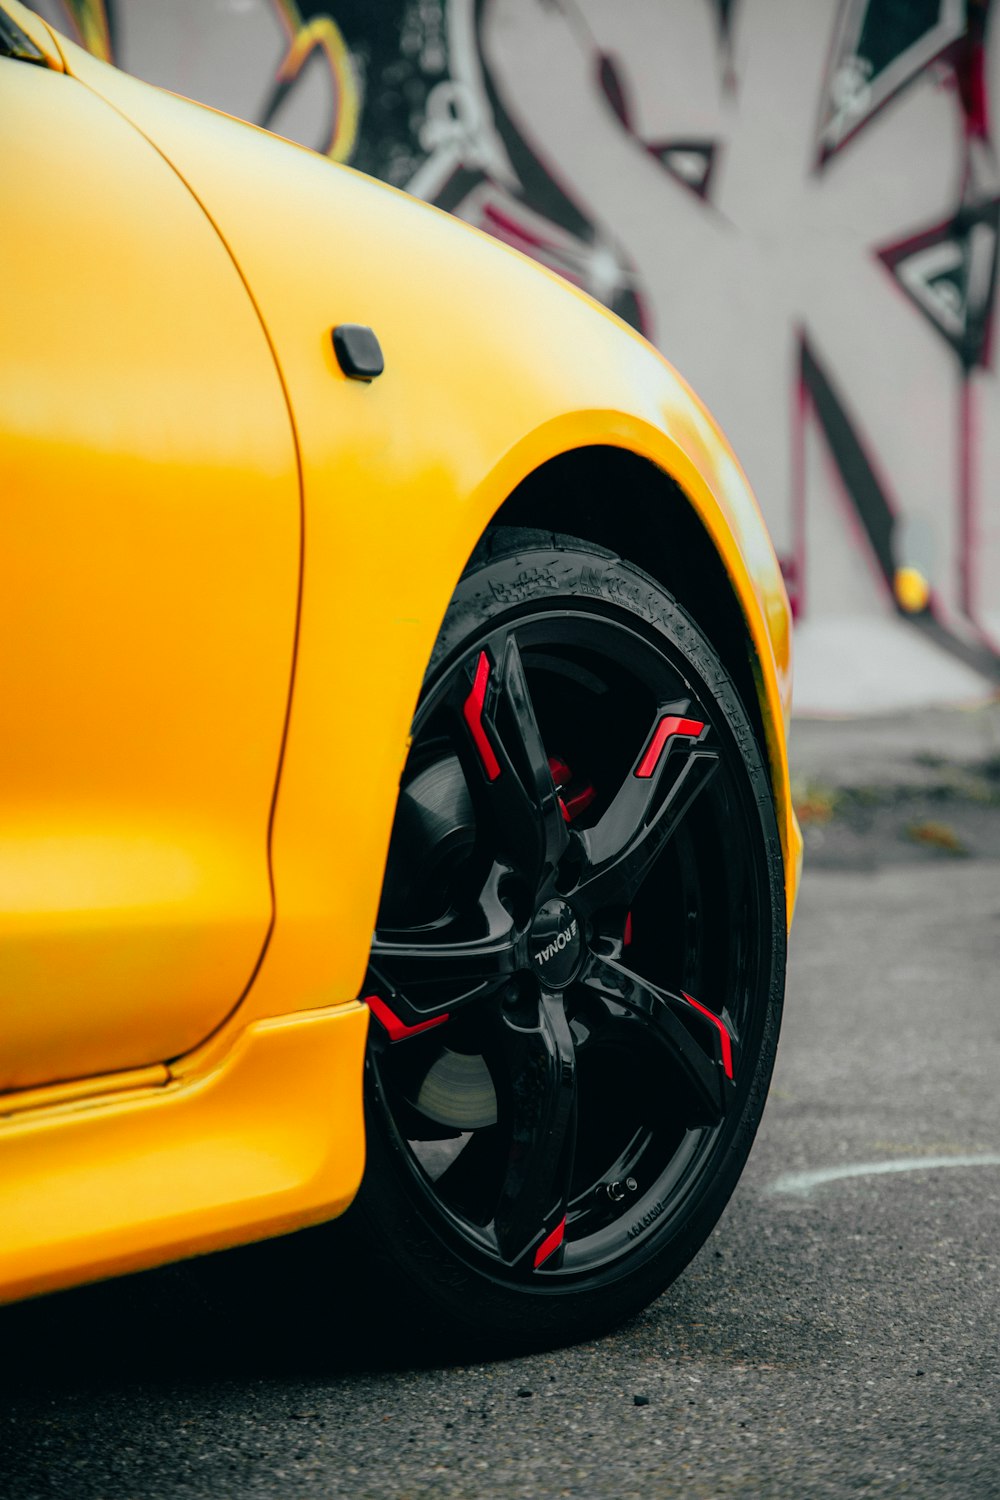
[{"left": 1, "top": 0, "right": 801, "bottom": 1347}]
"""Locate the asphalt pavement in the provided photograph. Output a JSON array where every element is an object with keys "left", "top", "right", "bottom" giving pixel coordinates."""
[{"left": 1, "top": 706, "right": 998, "bottom": 1499}]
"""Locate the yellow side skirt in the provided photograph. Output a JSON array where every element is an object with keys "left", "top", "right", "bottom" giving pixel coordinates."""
[{"left": 0, "top": 1002, "right": 369, "bottom": 1304}]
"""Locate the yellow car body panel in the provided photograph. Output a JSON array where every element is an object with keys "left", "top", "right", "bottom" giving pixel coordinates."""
[
  {"left": 60, "top": 37, "right": 801, "bottom": 1026},
  {"left": 0, "top": 1, "right": 800, "bottom": 1304},
  {"left": 0, "top": 1003, "right": 368, "bottom": 1305},
  {"left": 0, "top": 52, "right": 300, "bottom": 1090},
  {"left": 3, "top": 0, "right": 60, "bottom": 65}
]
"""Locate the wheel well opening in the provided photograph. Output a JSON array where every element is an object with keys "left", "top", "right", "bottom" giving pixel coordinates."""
[{"left": 487, "top": 446, "right": 767, "bottom": 758}]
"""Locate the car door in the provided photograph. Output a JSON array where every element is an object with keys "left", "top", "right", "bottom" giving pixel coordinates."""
[{"left": 0, "top": 22, "right": 300, "bottom": 1090}]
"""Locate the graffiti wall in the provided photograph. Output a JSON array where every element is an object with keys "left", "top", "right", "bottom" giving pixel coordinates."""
[{"left": 32, "top": 0, "right": 1000, "bottom": 713}]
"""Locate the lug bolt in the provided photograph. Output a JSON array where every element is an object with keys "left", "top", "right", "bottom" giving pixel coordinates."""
[{"left": 604, "top": 1176, "right": 639, "bottom": 1202}]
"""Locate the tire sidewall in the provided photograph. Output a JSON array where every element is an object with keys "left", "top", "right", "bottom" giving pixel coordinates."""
[{"left": 353, "top": 530, "right": 787, "bottom": 1349}]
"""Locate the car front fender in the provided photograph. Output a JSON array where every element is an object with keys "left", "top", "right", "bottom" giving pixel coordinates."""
[{"left": 49, "top": 35, "right": 799, "bottom": 1060}]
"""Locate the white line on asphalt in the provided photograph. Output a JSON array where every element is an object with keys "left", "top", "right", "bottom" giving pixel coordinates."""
[{"left": 767, "top": 1153, "right": 1000, "bottom": 1196}]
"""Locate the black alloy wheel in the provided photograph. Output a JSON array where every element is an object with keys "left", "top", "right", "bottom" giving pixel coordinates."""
[{"left": 345, "top": 529, "right": 786, "bottom": 1350}]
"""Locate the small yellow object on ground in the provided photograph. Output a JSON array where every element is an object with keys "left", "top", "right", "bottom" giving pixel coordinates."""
[{"left": 894, "top": 566, "right": 931, "bottom": 614}]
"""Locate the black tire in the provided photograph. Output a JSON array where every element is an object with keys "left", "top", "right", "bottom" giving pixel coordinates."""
[{"left": 343, "top": 528, "right": 785, "bottom": 1352}]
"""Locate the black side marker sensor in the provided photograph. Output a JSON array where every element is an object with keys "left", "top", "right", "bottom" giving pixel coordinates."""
[{"left": 332, "top": 324, "right": 384, "bottom": 381}]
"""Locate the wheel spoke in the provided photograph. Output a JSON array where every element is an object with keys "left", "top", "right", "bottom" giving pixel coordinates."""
[
  {"left": 575, "top": 725, "right": 719, "bottom": 912},
  {"left": 457, "top": 638, "right": 568, "bottom": 885},
  {"left": 370, "top": 865, "right": 519, "bottom": 1027},
  {"left": 496, "top": 635, "right": 569, "bottom": 874},
  {"left": 432, "top": 1127, "right": 506, "bottom": 1222},
  {"left": 581, "top": 955, "right": 733, "bottom": 1122},
  {"left": 488, "top": 993, "right": 577, "bottom": 1266},
  {"left": 369, "top": 927, "right": 516, "bottom": 990},
  {"left": 581, "top": 705, "right": 695, "bottom": 867}
]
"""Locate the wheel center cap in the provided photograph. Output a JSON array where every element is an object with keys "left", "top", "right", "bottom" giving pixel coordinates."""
[{"left": 529, "top": 899, "right": 582, "bottom": 987}]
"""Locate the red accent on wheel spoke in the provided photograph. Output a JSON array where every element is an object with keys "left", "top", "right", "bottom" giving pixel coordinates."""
[
  {"left": 365, "top": 994, "right": 449, "bottom": 1042},
  {"left": 533, "top": 1215, "right": 567, "bottom": 1268},
  {"left": 624, "top": 911, "right": 633, "bottom": 947},
  {"left": 635, "top": 716, "right": 705, "bottom": 778},
  {"left": 681, "top": 991, "right": 733, "bottom": 1079},
  {"left": 463, "top": 651, "right": 501, "bottom": 781}
]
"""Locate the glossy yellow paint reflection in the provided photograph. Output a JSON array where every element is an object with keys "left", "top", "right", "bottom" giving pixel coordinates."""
[
  {"left": 0, "top": 55, "right": 300, "bottom": 1087},
  {"left": 4, "top": 0, "right": 63, "bottom": 64},
  {"left": 0, "top": 1064, "right": 168, "bottom": 1119}
]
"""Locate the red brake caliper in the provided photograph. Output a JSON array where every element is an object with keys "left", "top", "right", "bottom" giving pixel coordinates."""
[{"left": 548, "top": 754, "right": 596, "bottom": 824}]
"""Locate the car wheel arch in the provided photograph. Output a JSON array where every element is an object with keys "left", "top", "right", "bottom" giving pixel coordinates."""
[{"left": 473, "top": 445, "right": 771, "bottom": 799}]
